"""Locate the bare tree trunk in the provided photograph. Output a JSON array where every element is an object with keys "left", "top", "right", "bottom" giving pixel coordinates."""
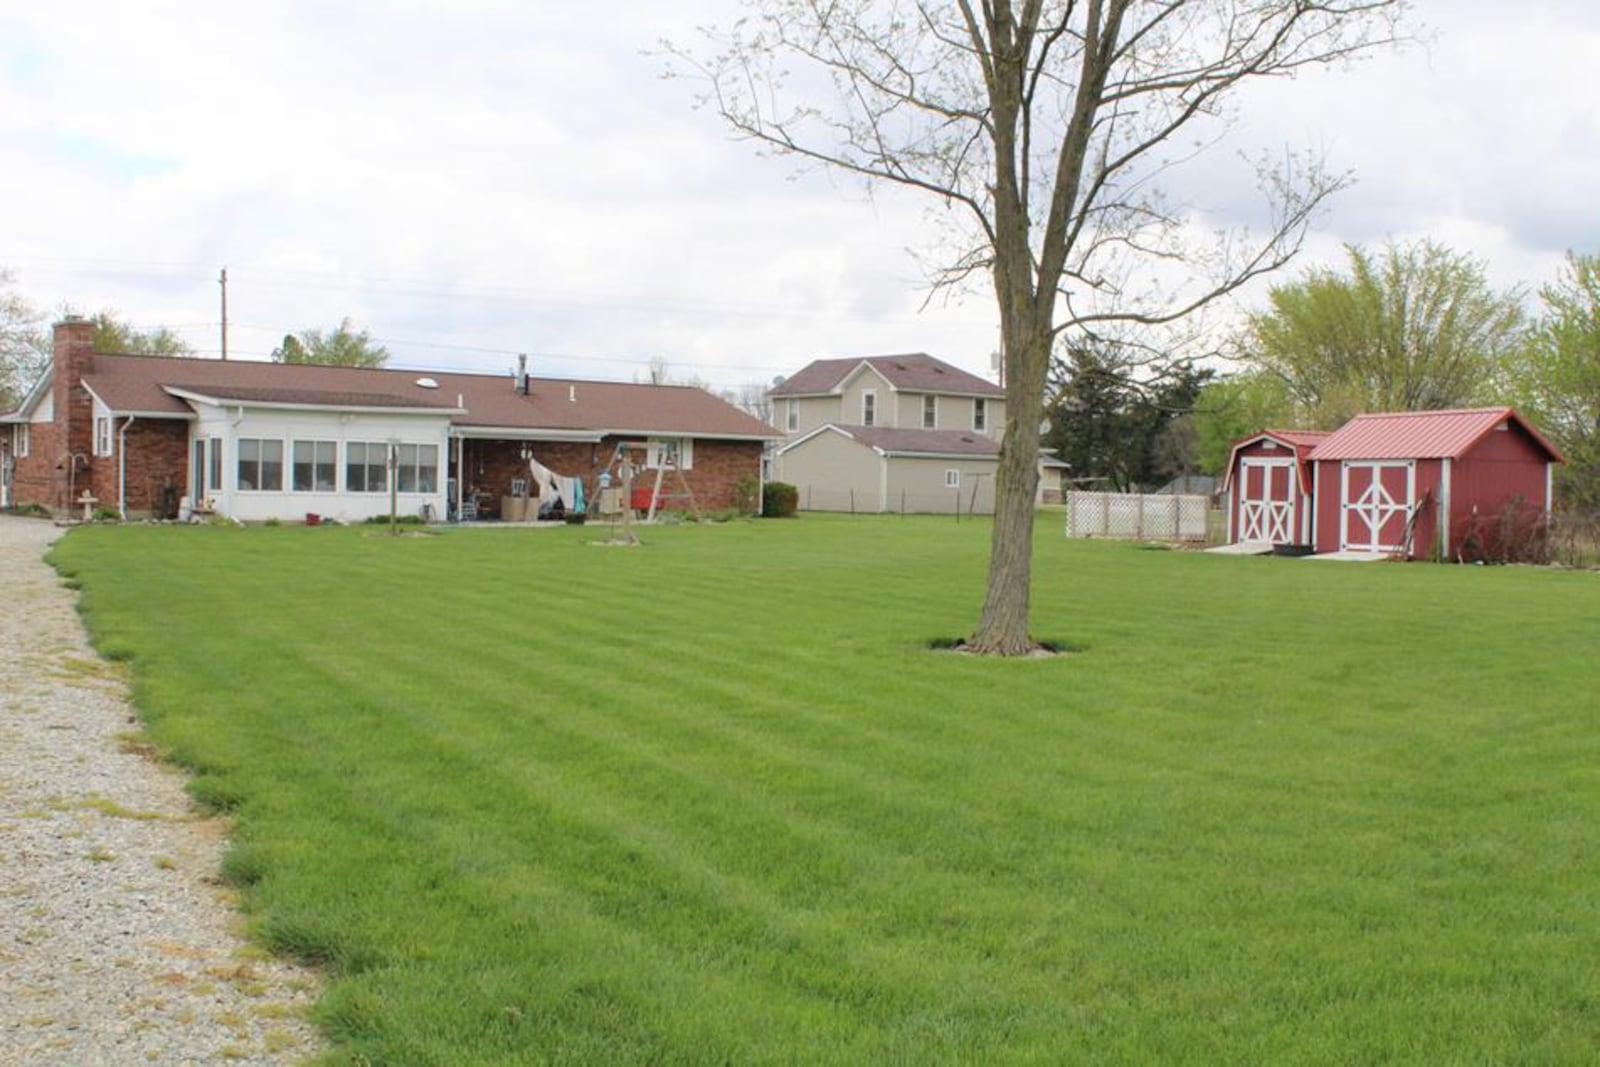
[
  {"left": 677, "top": 0, "right": 1405, "bottom": 654},
  {"left": 970, "top": 323, "right": 1048, "bottom": 654},
  {"left": 972, "top": 439, "right": 1042, "bottom": 653}
]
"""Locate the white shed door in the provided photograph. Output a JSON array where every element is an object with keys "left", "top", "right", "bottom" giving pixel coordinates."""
[
  {"left": 1238, "top": 457, "right": 1296, "bottom": 543},
  {"left": 1341, "top": 461, "right": 1414, "bottom": 552}
]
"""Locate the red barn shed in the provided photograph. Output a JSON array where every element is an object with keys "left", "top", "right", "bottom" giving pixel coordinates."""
[
  {"left": 1307, "top": 407, "right": 1564, "bottom": 559},
  {"left": 1221, "top": 429, "right": 1329, "bottom": 548}
]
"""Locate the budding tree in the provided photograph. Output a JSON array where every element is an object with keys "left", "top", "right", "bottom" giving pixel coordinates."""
[{"left": 671, "top": 0, "right": 1405, "bottom": 654}]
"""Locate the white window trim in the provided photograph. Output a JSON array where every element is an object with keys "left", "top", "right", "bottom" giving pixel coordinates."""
[
  {"left": 945, "top": 468, "right": 961, "bottom": 488},
  {"left": 973, "top": 398, "right": 987, "bottom": 432},
  {"left": 647, "top": 437, "right": 693, "bottom": 470},
  {"left": 394, "top": 442, "right": 441, "bottom": 494},
  {"left": 94, "top": 415, "right": 113, "bottom": 457},
  {"left": 923, "top": 395, "right": 938, "bottom": 430},
  {"left": 14, "top": 424, "right": 28, "bottom": 459},
  {"left": 345, "top": 441, "right": 391, "bottom": 494},
  {"left": 236, "top": 437, "right": 285, "bottom": 493},
  {"left": 207, "top": 438, "right": 223, "bottom": 494},
  {"left": 291, "top": 439, "right": 339, "bottom": 493},
  {"left": 785, "top": 399, "right": 798, "bottom": 432},
  {"left": 862, "top": 390, "right": 877, "bottom": 427}
]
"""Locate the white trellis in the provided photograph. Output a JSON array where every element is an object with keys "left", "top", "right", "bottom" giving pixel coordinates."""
[{"left": 1065, "top": 491, "right": 1211, "bottom": 542}]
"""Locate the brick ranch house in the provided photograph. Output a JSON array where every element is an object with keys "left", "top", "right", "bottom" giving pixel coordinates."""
[{"left": 1, "top": 319, "right": 779, "bottom": 523}]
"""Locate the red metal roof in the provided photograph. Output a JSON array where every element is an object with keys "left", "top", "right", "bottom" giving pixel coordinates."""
[
  {"left": 1220, "top": 428, "right": 1329, "bottom": 495},
  {"left": 1264, "top": 428, "right": 1332, "bottom": 450},
  {"left": 1307, "top": 407, "right": 1564, "bottom": 463},
  {"left": 76, "top": 353, "right": 780, "bottom": 440},
  {"left": 770, "top": 353, "right": 1004, "bottom": 398}
]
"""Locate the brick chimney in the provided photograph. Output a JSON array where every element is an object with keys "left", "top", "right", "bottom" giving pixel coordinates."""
[{"left": 53, "top": 317, "right": 98, "bottom": 468}]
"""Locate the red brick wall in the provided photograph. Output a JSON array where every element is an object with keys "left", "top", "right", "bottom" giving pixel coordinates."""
[
  {"left": 452, "top": 435, "right": 763, "bottom": 517},
  {"left": 671, "top": 438, "right": 762, "bottom": 511},
  {"left": 5, "top": 322, "right": 191, "bottom": 517},
  {"left": 5, "top": 320, "right": 98, "bottom": 513},
  {"left": 55, "top": 320, "right": 96, "bottom": 490},
  {"left": 8, "top": 421, "right": 65, "bottom": 510},
  {"left": 105, "top": 420, "right": 189, "bottom": 517}
]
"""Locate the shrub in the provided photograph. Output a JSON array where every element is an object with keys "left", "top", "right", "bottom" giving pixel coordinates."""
[
  {"left": 1456, "top": 496, "right": 1551, "bottom": 564},
  {"left": 1549, "top": 511, "right": 1600, "bottom": 568},
  {"left": 762, "top": 482, "right": 799, "bottom": 518},
  {"left": 733, "top": 475, "right": 760, "bottom": 515}
]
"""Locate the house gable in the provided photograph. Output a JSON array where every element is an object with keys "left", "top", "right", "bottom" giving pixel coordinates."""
[
  {"left": 2, "top": 367, "right": 55, "bottom": 425},
  {"left": 770, "top": 353, "right": 1005, "bottom": 440},
  {"left": 837, "top": 362, "right": 897, "bottom": 428}
]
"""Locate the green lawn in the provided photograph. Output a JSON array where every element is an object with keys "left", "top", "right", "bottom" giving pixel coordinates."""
[{"left": 49, "top": 516, "right": 1600, "bottom": 1065}]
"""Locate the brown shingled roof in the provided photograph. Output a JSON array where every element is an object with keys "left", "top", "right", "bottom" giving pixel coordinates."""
[
  {"left": 79, "top": 353, "right": 780, "bottom": 439},
  {"left": 166, "top": 384, "right": 452, "bottom": 410},
  {"left": 770, "top": 354, "right": 1003, "bottom": 398},
  {"left": 785, "top": 424, "right": 1000, "bottom": 458}
]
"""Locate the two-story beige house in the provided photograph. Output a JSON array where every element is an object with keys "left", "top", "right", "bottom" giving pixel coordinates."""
[{"left": 768, "top": 353, "right": 1010, "bottom": 514}]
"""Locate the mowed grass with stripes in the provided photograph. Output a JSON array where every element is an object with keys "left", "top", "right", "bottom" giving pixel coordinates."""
[{"left": 50, "top": 515, "right": 1600, "bottom": 1065}]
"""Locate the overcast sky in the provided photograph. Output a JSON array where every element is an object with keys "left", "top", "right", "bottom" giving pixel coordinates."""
[{"left": 2, "top": 2, "right": 1596, "bottom": 393}]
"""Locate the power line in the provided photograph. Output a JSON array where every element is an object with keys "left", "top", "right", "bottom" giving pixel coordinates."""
[
  {"left": 5, "top": 253, "right": 996, "bottom": 327},
  {"left": 9, "top": 255, "right": 1001, "bottom": 384}
]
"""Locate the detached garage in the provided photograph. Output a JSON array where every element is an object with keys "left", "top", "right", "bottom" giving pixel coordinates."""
[
  {"left": 774, "top": 424, "right": 999, "bottom": 514},
  {"left": 1222, "top": 429, "right": 1328, "bottom": 549},
  {"left": 1308, "top": 407, "right": 1564, "bottom": 560}
]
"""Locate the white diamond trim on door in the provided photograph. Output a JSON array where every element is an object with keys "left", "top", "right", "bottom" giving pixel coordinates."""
[
  {"left": 1341, "top": 460, "right": 1414, "bottom": 552},
  {"left": 1238, "top": 457, "right": 1295, "bottom": 544}
]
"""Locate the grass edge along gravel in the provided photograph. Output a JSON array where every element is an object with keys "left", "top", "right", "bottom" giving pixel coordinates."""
[{"left": 48, "top": 515, "right": 1600, "bottom": 1065}]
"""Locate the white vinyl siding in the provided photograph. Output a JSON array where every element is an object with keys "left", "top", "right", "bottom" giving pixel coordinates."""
[{"left": 186, "top": 400, "right": 453, "bottom": 524}]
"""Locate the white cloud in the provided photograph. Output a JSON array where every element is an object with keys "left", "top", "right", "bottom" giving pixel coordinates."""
[{"left": 2, "top": 1, "right": 1594, "bottom": 391}]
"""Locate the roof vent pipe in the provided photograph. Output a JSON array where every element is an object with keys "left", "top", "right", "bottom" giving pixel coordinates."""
[{"left": 516, "top": 353, "right": 529, "bottom": 396}]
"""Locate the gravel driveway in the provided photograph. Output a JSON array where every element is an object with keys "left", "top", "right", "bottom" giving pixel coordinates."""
[{"left": 0, "top": 517, "right": 323, "bottom": 1065}]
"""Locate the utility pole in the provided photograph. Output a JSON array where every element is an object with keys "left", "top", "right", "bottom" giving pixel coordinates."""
[
  {"left": 219, "top": 267, "right": 229, "bottom": 361},
  {"left": 388, "top": 439, "right": 400, "bottom": 536}
]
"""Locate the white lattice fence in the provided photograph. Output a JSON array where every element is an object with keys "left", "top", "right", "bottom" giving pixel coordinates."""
[{"left": 1065, "top": 491, "right": 1211, "bottom": 541}]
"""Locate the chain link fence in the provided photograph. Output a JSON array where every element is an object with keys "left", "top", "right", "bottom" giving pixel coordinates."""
[{"left": 795, "top": 485, "right": 994, "bottom": 516}]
